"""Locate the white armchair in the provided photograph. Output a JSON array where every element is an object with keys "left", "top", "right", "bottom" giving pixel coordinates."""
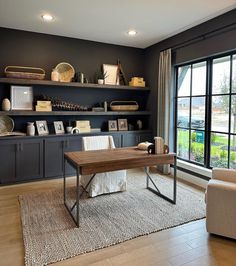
[
  {"left": 206, "top": 168, "right": 236, "bottom": 239},
  {"left": 80, "top": 135, "right": 127, "bottom": 197}
]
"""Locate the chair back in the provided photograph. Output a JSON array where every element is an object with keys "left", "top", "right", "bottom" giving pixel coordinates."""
[{"left": 82, "top": 135, "right": 115, "bottom": 151}]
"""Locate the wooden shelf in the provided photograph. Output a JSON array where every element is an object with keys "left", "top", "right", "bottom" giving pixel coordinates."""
[
  {"left": 0, "top": 111, "right": 151, "bottom": 116},
  {"left": 0, "top": 78, "right": 150, "bottom": 91}
]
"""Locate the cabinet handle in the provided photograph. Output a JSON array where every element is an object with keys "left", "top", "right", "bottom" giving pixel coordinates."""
[
  {"left": 20, "top": 143, "right": 23, "bottom": 151},
  {"left": 66, "top": 140, "right": 69, "bottom": 148},
  {"left": 15, "top": 143, "right": 19, "bottom": 152}
]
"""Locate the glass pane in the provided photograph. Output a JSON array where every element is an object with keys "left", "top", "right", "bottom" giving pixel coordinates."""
[
  {"left": 211, "top": 95, "right": 229, "bottom": 132},
  {"left": 230, "top": 135, "right": 236, "bottom": 169},
  {"left": 231, "top": 95, "right": 236, "bottom": 133},
  {"left": 192, "top": 62, "right": 206, "bottom": 96},
  {"left": 191, "top": 97, "right": 205, "bottom": 129},
  {"left": 190, "top": 130, "right": 204, "bottom": 164},
  {"left": 212, "top": 56, "right": 230, "bottom": 94},
  {"left": 210, "top": 133, "right": 228, "bottom": 168},
  {"left": 177, "top": 129, "right": 189, "bottom": 159},
  {"left": 177, "top": 98, "right": 190, "bottom": 128},
  {"left": 178, "top": 65, "right": 191, "bottom": 96},
  {"left": 232, "top": 55, "right": 236, "bottom": 93}
]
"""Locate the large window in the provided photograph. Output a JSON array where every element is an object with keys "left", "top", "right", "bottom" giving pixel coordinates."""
[{"left": 176, "top": 52, "right": 236, "bottom": 169}]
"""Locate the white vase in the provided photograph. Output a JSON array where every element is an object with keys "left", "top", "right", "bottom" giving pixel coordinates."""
[
  {"left": 2, "top": 98, "right": 11, "bottom": 111},
  {"left": 98, "top": 79, "right": 104, "bottom": 85},
  {"left": 27, "top": 122, "right": 35, "bottom": 136},
  {"left": 154, "top": 137, "right": 164, "bottom": 154}
]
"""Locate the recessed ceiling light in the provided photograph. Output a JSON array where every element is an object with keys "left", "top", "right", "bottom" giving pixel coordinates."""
[
  {"left": 41, "top": 14, "right": 54, "bottom": 22},
  {"left": 127, "top": 30, "right": 137, "bottom": 36}
]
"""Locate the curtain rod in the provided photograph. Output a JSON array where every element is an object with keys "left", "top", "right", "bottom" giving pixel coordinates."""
[{"left": 160, "top": 21, "right": 236, "bottom": 53}]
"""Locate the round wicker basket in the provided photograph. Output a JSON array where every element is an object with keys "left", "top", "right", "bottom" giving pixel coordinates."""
[{"left": 55, "top": 62, "right": 75, "bottom": 82}]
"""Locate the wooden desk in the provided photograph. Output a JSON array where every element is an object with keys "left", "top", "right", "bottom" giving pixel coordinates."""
[{"left": 64, "top": 147, "right": 177, "bottom": 227}]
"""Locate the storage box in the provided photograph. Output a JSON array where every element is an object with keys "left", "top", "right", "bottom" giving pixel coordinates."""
[
  {"left": 74, "top": 120, "right": 90, "bottom": 127},
  {"left": 37, "top": 101, "right": 51, "bottom": 107},
  {"left": 129, "top": 77, "right": 145, "bottom": 87},
  {"left": 35, "top": 105, "right": 52, "bottom": 112}
]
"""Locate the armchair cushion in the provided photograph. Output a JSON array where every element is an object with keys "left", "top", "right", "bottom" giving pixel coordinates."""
[{"left": 212, "top": 168, "right": 236, "bottom": 183}]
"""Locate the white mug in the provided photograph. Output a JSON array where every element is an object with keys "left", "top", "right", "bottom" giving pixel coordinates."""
[{"left": 66, "top": 126, "right": 72, "bottom": 133}]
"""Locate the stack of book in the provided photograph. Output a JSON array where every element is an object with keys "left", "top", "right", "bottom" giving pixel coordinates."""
[
  {"left": 74, "top": 120, "right": 91, "bottom": 133},
  {"left": 35, "top": 101, "right": 52, "bottom": 112}
]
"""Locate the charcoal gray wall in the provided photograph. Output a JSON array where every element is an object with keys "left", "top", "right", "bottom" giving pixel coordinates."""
[
  {"left": 0, "top": 27, "right": 145, "bottom": 82},
  {"left": 145, "top": 9, "right": 236, "bottom": 137}
]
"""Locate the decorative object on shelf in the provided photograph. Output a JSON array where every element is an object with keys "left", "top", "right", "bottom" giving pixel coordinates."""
[
  {"left": 55, "top": 62, "right": 75, "bottom": 82},
  {"left": 53, "top": 121, "right": 65, "bottom": 134},
  {"left": 108, "top": 120, "right": 118, "bottom": 131},
  {"left": 95, "top": 69, "right": 108, "bottom": 84},
  {"left": 38, "top": 95, "right": 89, "bottom": 111},
  {"left": 104, "top": 101, "right": 108, "bottom": 112},
  {"left": 154, "top": 136, "right": 164, "bottom": 154},
  {"left": 74, "top": 120, "right": 91, "bottom": 133},
  {"left": 129, "top": 77, "right": 146, "bottom": 87},
  {"left": 66, "top": 126, "right": 73, "bottom": 134},
  {"left": 117, "top": 59, "right": 127, "bottom": 85},
  {"left": 26, "top": 122, "right": 35, "bottom": 136},
  {"left": 137, "top": 141, "right": 153, "bottom": 151},
  {"left": 51, "top": 69, "right": 59, "bottom": 81},
  {"left": 11, "top": 86, "right": 33, "bottom": 110},
  {"left": 92, "top": 107, "right": 105, "bottom": 112},
  {"left": 110, "top": 101, "right": 139, "bottom": 111},
  {"left": 103, "top": 64, "right": 119, "bottom": 85},
  {"left": 36, "top": 120, "right": 49, "bottom": 135},
  {"left": 71, "top": 127, "right": 80, "bottom": 134},
  {"left": 4, "top": 66, "right": 45, "bottom": 80},
  {"left": 128, "top": 124, "right": 134, "bottom": 131},
  {"left": 136, "top": 120, "right": 142, "bottom": 130},
  {"left": 0, "top": 115, "right": 14, "bottom": 133},
  {"left": 118, "top": 119, "right": 128, "bottom": 131},
  {"left": 1, "top": 98, "right": 11, "bottom": 111},
  {"left": 35, "top": 101, "right": 52, "bottom": 112}
]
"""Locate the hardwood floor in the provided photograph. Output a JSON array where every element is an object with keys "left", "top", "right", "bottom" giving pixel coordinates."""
[{"left": 0, "top": 177, "right": 236, "bottom": 266}]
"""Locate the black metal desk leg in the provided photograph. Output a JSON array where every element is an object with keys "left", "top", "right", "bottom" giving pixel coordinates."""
[
  {"left": 173, "top": 155, "right": 177, "bottom": 204},
  {"left": 76, "top": 168, "right": 80, "bottom": 227}
]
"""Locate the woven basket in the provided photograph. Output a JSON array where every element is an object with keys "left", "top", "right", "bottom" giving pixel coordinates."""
[
  {"left": 110, "top": 101, "right": 139, "bottom": 111},
  {"left": 5, "top": 66, "right": 45, "bottom": 80},
  {"left": 55, "top": 62, "right": 75, "bottom": 82}
]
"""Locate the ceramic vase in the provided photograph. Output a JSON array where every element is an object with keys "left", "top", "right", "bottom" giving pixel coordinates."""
[
  {"left": 98, "top": 79, "right": 104, "bottom": 85},
  {"left": 27, "top": 122, "right": 35, "bottom": 136},
  {"left": 154, "top": 136, "right": 164, "bottom": 154},
  {"left": 2, "top": 98, "right": 11, "bottom": 111}
]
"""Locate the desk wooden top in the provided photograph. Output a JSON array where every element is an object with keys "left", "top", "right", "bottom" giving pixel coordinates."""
[{"left": 65, "top": 147, "right": 176, "bottom": 175}]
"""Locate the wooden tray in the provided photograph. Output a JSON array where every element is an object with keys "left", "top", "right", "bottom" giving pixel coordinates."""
[
  {"left": 5, "top": 66, "right": 45, "bottom": 80},
  {"left": 110, "top": 101, "right": 139, "bottom": 111}
]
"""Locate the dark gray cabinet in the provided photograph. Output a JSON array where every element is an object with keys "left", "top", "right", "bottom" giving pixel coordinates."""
[
  {"left": 122, "top": 132, "right": 153, "bottom": 147},
  {"left": 44, "top": 136, "right": 81, "bottom": 178},
  {"left": 0, "top": 138, "right": 43, "bottom": 183}
]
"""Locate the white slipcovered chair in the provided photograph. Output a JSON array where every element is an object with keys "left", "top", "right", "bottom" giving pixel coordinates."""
[
  {"left": 80, "top": 135, "right": 127, "bottom": 197},
  {"left": 205, "top": 168, "right": 236, "bottom": 239}
]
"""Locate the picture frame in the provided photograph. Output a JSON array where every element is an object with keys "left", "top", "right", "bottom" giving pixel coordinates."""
[
  {"left": 103, "top": 64, "right": 119, "bottom": 85},
  {"left": 36, "top": 120, "right": 49, "bottom": 135},
  {"left": 54, "top": 121, "right": 65, "bottom": 134},
  {"left": 118, "top": 119, "right": 128, "bottom": 131},
  {"left": 108, "top": 120, "right": 118, "bottom": 131},
  {"left": 11, "top": 85, "right": 33, "bottom": 110}
]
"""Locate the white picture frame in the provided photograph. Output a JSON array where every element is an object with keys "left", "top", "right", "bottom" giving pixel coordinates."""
[
  {"left": 118, "top": 119, "right": 128, "bottom": 131},
  {"left": 54, "top": 121, "right": 65, "bottom": 134},
  {"left": 103, "top": 64, "right": 118, "bottom": 85},
  {"left": 108, "top": 120, "right": 118, "bottom": 131},
  {"left": 36, "top": 120, "right": 49, "bottom": 135},
  {"left": 11, "top": 85, "right": 33, "bottom": 110}
]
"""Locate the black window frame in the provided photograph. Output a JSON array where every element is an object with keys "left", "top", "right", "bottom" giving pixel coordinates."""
[{"left": 175, "top": 50, "right": 236, "bottom": 169}]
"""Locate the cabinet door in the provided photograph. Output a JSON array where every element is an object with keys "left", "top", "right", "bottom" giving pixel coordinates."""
[
  {"left": 44, "top": 137, "right": 64, "bottom": 178},
  {"left": 0, "top": 141, "right": 17, "bottom": 184},
  {"left": 111, "top": 134, "right": 121, "bottom": 148},
  {"left": 64, "top": 136, "right": 82, "bottom": 175},
  {"left": 16, "top": 139, "right": 43, "bottom": 181},
  {"left": 122, "top": 133, "right": 139, "bottom": 147},
  {"left": 139, "top": 133, "right": 153, "bottom": 143}
]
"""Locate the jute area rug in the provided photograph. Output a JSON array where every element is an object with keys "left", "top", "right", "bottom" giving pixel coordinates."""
[{"left": 19, "top": 169, "right": 205, "bottom": 266}]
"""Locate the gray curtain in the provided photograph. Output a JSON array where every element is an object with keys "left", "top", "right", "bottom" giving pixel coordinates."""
[{"left": 157, "top": 49, "right": 172, "bottom": 174}]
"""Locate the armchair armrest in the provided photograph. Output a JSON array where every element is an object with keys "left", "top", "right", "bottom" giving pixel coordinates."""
[{"left": 212, "top": 168, "right": 236, "bottom": 183}]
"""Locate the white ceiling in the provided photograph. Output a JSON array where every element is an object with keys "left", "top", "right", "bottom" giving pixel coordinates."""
[{"left": 0, "top": 0, "right": 235, "bottom": 48}]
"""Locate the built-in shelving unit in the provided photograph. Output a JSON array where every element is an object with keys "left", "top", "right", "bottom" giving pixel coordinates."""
[
  {"left": 0, "top": 78, "right": 150, "bottom": 91},
  {"left": 0, "top": 110, "right": 151, "bottom": 116}
]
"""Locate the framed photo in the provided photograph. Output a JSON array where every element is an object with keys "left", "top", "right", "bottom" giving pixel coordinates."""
[
  {"left": 36, "top": 120, "right": 49, "bottom": 135},
  {"left": 103, "top": 64, "right": 118, "bottom": 85},
  {"left": 118, "top": 119, "right": 128, "bottom": 131},
  {"left": 108, "top": 120, "right": 118, "bottom": 131},
  {"left": 54, "top": 121, "right": 65, "bottom": 134},
  {"left": 11, "top": 86, "right": 33, "bottom": 110}
]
